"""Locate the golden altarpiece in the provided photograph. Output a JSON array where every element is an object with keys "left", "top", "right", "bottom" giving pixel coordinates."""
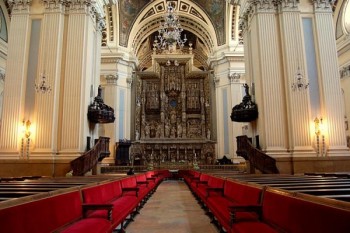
[{"left": 130, "top": 54, "right": 215, "bottom": 167}]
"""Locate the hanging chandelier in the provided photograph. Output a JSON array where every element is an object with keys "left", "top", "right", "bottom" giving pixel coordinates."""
[
  {"left": 291, "top": 66, "right": 309, "bottom": 91},
  {"left": 153, "top": 2, "right": 187, "bottom": 53},
  {"left": 35, "top": 72, "right": 51, "bottom": 94}
]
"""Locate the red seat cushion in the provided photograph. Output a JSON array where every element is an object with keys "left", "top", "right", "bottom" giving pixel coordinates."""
[
  {"left": 60, "top": 218, "right": 112, "bottom": 233},
  {"left": 231, "top": 221, "right": 278, "bottom": 233}
]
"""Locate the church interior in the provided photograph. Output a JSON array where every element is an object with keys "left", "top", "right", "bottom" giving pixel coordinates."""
[
  {"left": 1, "top": 0, "right": 350, "bottom": 232},
  {"left": 0, "top": 0, "right": 349, "bottom": 176}
]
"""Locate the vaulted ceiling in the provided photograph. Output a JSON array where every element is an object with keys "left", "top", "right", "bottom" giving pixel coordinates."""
[{"left": 102, "top": 0, "right": 234, "bottom": 71}]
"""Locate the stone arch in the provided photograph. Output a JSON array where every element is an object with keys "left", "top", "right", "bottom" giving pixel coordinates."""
[{"left": 127, "top": 0, "right": 219, "bottom": 61}]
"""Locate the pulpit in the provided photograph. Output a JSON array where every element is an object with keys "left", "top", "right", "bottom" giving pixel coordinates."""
[{"left": 115, "top": 140, "right": 132, "bottom": 165}]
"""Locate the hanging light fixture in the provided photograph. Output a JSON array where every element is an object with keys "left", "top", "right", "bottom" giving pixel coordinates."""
[
  {"left": 153, "top": 2, "right": 187, "bottom": 53},
  {"left": 35, "top": 47, "right": 51, "bottom": 94},
  {"left": 291, "top": 66, "right": 309, "bottom": 91},
  {"left": 35, "top": 72, "right": 51, "bottom": 94}
]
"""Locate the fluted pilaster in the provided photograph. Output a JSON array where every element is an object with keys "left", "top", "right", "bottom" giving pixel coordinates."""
[
  {"left": 102, "top": 78, "right": 118, "bottom": 163},
  {"left": 255, "top": 9, "right": 288, "bottom": 152},
  {"left": 279, "top": 3, "right": 313, "bottom": 152},
  {"left": 0, "top": 2, "right": 31, "bottom": 155},
  {"left": 313, "top": 2, "right": 349, "bottom": 153},
  {"left": 60, "top": 2, "right": 97, "bottom": 153},
  {"left": 34, "top": 1, "right": 65, "bottom": 154}
]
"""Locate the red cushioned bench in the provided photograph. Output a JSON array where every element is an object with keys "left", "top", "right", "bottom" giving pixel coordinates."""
[
  {"left": 148, "top": 169, "right": 172, "bottom": 182},
  {"left": 0, "top": 189, "right": 113, "bottom": 233},
  {"left": 121, "top": 176, "right": 150, "bottom": 204},
  {"left": 183, "top": 170, "right": 201, "bottom": 185},
  {"left": 193, "top": 173, "right": 225, "bottom": 203},
  {"left": 229, "top": 188, "right": 350, "bottom": 233},
  {"left": 81, "top": 179, "right": 140, "bottom": 232},
  {"left": 136, "top": 173, "right": 156, "bottom": 199},
  {"left": 189, "top": 173, "right": 210, "bottom": 192},
  {"left": 206, "top": 179, "right": 263, "bottom": 232}
]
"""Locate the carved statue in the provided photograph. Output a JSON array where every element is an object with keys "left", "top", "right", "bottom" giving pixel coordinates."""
[
  {"left": 170, "top": 111, "right": 177, "bottom": 124},
  {"left": 145, "top": 124, "right": 150, "bottom": 138},
  {"left": 170, "top": 126, "right": 176, "bottom": 138},
  {"left": 165, "top": 122, "right": 170, "bottom": 137},
  {"left": 207, "top": 129, "right": 211, "bottom": 140},
  {"left": 177, "top": 123, "right": 182, "bottom": 138},
  {"left": 243, "top": 83, "right": 250, "bottom": 96},
  {"left": 135, "top": 130, "right": 140, "bottom": 140},
  {"left": 156, "top": 124, "right": 162, "bottom": 138}
]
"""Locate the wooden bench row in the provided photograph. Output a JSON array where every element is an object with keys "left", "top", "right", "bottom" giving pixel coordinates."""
[
  {"left": 180, "top": 170, "right": 350, "bottom": 233},
  {"left": 0, "top": 175, "right": 123, "bottom": 202},
  {"left": 201, "top": 171, "right": 350, "bottom": 202},
  {"left": 0, "top": 170, "right": 171, "bottom": 233}
]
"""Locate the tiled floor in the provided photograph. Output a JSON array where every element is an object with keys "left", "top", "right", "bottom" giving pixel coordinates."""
[{"left": 126, "top": 180, "right": 219, "bottom": 233}]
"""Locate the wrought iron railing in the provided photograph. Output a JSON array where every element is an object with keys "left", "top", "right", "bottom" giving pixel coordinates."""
[
  {"left": 70, "top": 137, "right": 110, "bottom": 176},
  {"left": 236, "top": 135, "right": 279, "bottom": 174}
]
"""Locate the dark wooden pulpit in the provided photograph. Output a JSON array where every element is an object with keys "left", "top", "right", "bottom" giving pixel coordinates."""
[{"left": 115, "top": 140, "right": 132, "bottom": 165}]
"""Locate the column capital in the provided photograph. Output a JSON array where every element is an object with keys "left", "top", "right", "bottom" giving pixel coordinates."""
[
  {"left": 11, "top": 0, "right": 32, "bottom": 13},
  {"left": 213, "top": 75, "right": 220, "bottom": 87},
  {"left": 105, "top": 74, "right": 118, "bottom": 85},
  {"left": 251, "top": 0, "right": 278, "bottom": 13},
  {"left": 278, "top": 0, "right": 300, "bottom": 11},
  {"left": 126, "top": 78, "right": 133, "bottom": 88},
  {"left": 340, "top": 64, "right": 350, "bottom": 80},
  {"left": 312, "top": 0, "right": 334, "bottom": 12},
  {"left": 41, "top": 0, "right": 66, "bottom": 13},
  {"left": 228, "top": 73, "right": 243, "bottom": 83}
]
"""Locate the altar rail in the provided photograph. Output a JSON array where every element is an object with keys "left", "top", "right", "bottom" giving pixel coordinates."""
[{"left": 101, "top": 164, "right": 246, "bottom": 174}]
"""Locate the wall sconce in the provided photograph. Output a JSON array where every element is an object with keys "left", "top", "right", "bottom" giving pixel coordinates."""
[
  {"left": 314, "top": 117, "right": 326, "bottom": 156},
  {"left": 24, "top": 120, "right": 31, "bottom": 139},
  {"left": 314, "top": 117, "right": 320, "bottom": 156},
  {"left": 320, "top": 118, "right": 326, "bottom": 156},
  {"left": 20, "top": 120, "right": 31, "bottom": 159}
]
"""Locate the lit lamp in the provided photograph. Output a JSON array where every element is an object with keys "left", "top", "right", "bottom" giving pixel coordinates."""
[
  {"left": 21, "top": 120, "right": 32, "bottom": 159},
  {"left": 314, "top": 117, "right": 320, "bottom": 156},
  {"left": 24, "top": 120, "right": 32, "bottom": 139},
  {"left": 319, "top": 118, "right": 326, "bottom": 156}
]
